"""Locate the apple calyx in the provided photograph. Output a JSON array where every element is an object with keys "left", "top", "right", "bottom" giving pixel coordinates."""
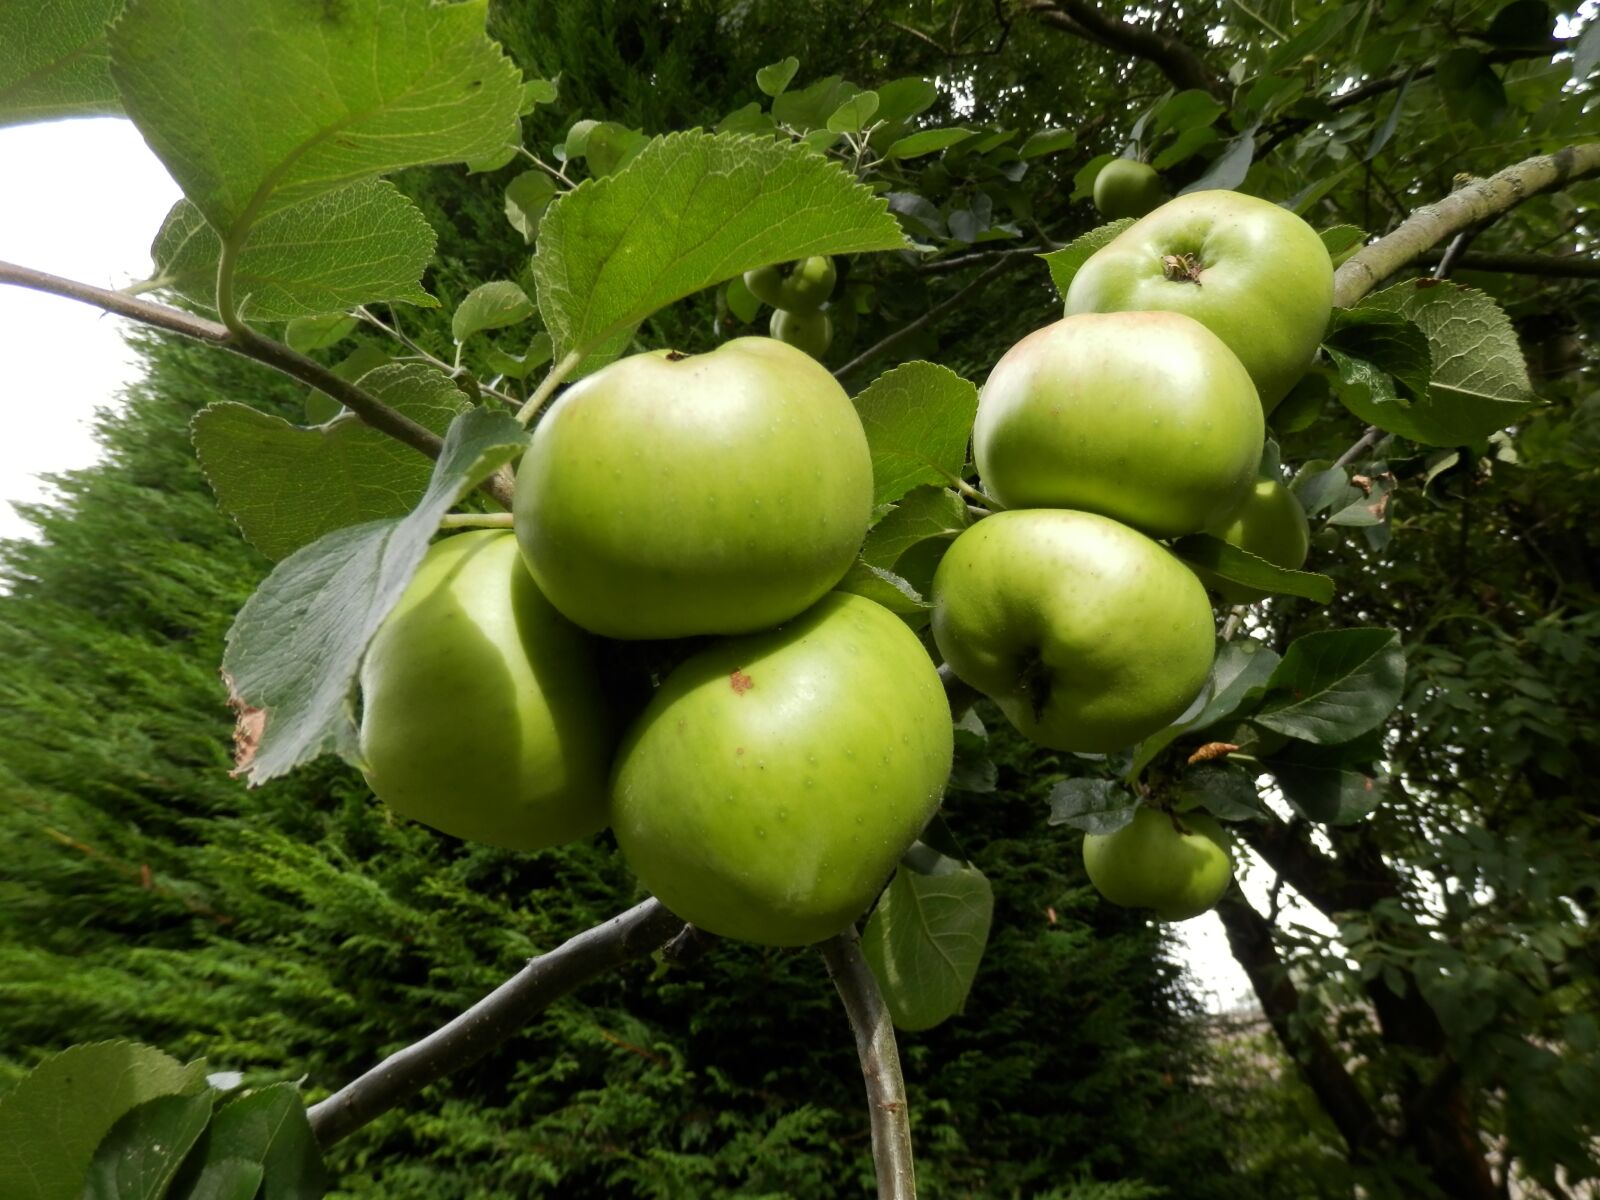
[
  {"left": 665, "top": 350, "right": 689, "bottom": 361},
  {"left": 1160, "top": 252, "right": 1205, "bottom": 285}
]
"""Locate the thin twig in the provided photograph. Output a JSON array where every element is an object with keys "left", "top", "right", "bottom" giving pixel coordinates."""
[
  {"left": 0, "top": 259, "right": 518, "bottom": 509},
  {"left": 438, "top": 513, "right": 515, "bottom": 529},
  {"left": 820, "top": 927, "right": 917, "bottom": 1200},
  {"left": 1334, "top": 427, "right": 1384, "bottom": 470},
  {"left": 834, "top": 255, "right": 1029, "bottom": 383},
  {"left": 1332, "top": 144, "right": 1600, "bottom": 307},
  {"left": 307, "top": 899, "right": 684, "bottom": 1146},
  {"left": 1410, "top": 249, "right": 1600, "bottom": 279}
]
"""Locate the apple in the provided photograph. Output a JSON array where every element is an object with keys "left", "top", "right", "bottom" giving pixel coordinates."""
[
  {"left": 358, "top": 531, "right": 614, "bottom": 850},
  {"left": 743, "top": 255, "right": 837, "bottom": 312},
  {"left": 610, "top": 592, "right": 953, "bottom": 946},
  {"left": 1192, "top": 477, "right": 1311, "bottom": 604},
  {"left": 931, "top": 509, "right": 1215, "bottom": 753},
  {"left": 973, "top": 312, "right": 1263, "bottom": 537},
  {"left": 514, "top": 337, "right": 873, "bottom": 640},
  {"left": 1093, "top": 158, "right": 1164, "bottom": 220},
  {"left": 769, "top": 306, "right": 833, "bottom": 358},
  {"left": 1082, "top": 806, "right": 1233, "bottom": 922},
  {"left": 1063, "top": 190, "right": 1334, "bottom": 412}
]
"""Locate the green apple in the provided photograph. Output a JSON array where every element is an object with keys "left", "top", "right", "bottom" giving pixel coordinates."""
[
  {"left": 514, "top": 337, "right": 872, "bottom": 640},
  {"left": 973, "top": 312, "right": 1263, "bottom": 537},
  {"left": 1093, "top": 158, "right": 1164, "bottom": 220},
  {"left": 1063, "top": 190, "right": 1334, "bottom": 412},
  {"left": 611, "top": 593, "right": 953, "bottom": 946},
  {"left": 358, "top": 531, "right": 613, "bottom": 850},
  {"left": 1192, "top": 477, "right": 1311, "bottom": 604},
  {"left": 1082, "top": 806, "right": 1233, "bottom": 922},
  {"left": 931, "top": 509, "right": 1214, "bottom": 753},
  {"left": 769, "top": 306, "right": 833, "bottom": 358},
  {"left": 744, "top": 255, "right": 837, "bottom": 312}
]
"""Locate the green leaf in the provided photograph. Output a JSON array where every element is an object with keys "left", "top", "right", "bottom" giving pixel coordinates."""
[
  {"left": 873, "top": 77, "right": 937, "bottom": 122},
  {"left": 0, "top": 1041, "right": 207, "bottom": 1200},
  {"left": 1041, "top": 219, "right": 1134, "bottom": 296},
  {"left": 194, "top": 364, "right": 471, "bottom": 561},
  {"left": 770, "top": 75, "right": 859, "bottom": 130},
  {"left": 573, "top": 121, "right": 649, "bottom": 176},
  {"left": 1319, "top": 225, "right": 1368, "bottom": 264},
  {"left": 107, "top": 0, "right": 523, "bottom": 235},
  {"left": 755, "top": 56, "right": 799, "bottom": 97},
  {"left": 284, "top": 314, "right": 358, "bottom": 355},
  {"left": 0, "top": 0, "right": 123, "bottom": 127},
  {"left": 886, "top": 127, "right": 975, "bottom": 159},
  {"left": 505, "top": 170, "right": 558, "bottom": 243},
  {"left": 1265, "top": 737, "right": 1385, "bottom": 824},
  {"left": 483, "top": 330, "right": 553, "bottom": 381},
  {"left": 715, "top": 102, "right": 776, "bottom": 136},
  {"left": 1179, "top": 122, "right": 1260, "bottom": 193},
  {"left": 1365, "top": 68, "right": 1414, "bottom": 161},
  {"left": 221, "top": 407, "right": 528, "bottom": 784},
  {"left": 1047, "top": 778, "right": 1138, "bottom": 834},
  {"left": 949, "top": 709, "right": 997, "bottom": 794},
  {"left": 1017, "top": 127, "right": 1076, "bottom": 159},
  {"left": 833, "top": 561, "right": 929, "bottom": 614},
  {"left": 1071, "top": 153, "right": 1116, "bottom": 201},
  {"left": 1128, "top": 638, "right": 1282, "bottom": 778},
  {"left": 1292, "top": 463, "right": 1361, "bottom": 515},
  {"left": 82, "top": 1092, "right": 213, "bottom": 1200},
  {"left": 1152, "top": 125, "right": 1220, "bottom": 170},
  {"left": 149, "top": 182, "right": 438, "bottom": 321},
  {"left": 175, "top": 1159, "right": 264, "bottom": 1200},
  {"left": 862, "top": 863, "right": 994, "bottom": 1032},
  {"left": 851, "top": 361, "right": 978, "bottom": 506},
  {"left": 860, "top": 486, "right": 970, "bottom": 570},
  {"left": 1254, "top": 628, "right": 1405, "bottom": 744},
  {"left": 826, "top": 90, "right": 879, "bottom": 133},
  {"left": 210, "top": 1086, "right": 327, "bottom": 1200},
  {"left": 1332, "top": 282, "right": 1534, "bottom": 446},
  {"left": 522, "top": 75, "right": 559, "bottom": 108},
  {"left": 530, "top": 131, "right": 906, "bottom": 367},
  {"left": 1174, "top": 763, "right": 1270, "bottom": 822},
  {"left": 1435, "top": 48, "right": 1508, "bottom": 129},
  {"left": 452, "top": 281, "right": 535, "bottom": 343},
  {"left": 1323, "top": 303, "right": 1432, "bottom": 415},
  {"left": 1152, "top": 89, "right": 1225, "bottom": 133},
  {"left": 1172, "top": 534, "right": 1334, "bottom": 603}
]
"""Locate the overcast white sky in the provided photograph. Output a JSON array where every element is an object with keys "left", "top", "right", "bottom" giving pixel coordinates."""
[{"left": 0, "top": 116, "right": 1322, "bottom": 1011}]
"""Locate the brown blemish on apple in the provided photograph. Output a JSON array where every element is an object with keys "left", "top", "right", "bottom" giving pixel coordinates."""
[
  {"left": 666, "top": 350, "right": 689, "bottom": 362},
  {"left": 729, "top": 669, "right": 754, "bottom": 695}
]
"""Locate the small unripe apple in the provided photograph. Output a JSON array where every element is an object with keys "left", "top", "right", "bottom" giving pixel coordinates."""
[
  {"left": 611, "top": 593, "right": 953, "bottom": 946},
  {"left": 1093, "top": 158, "right": 1164, "bottom": 220},
  {"left": 769, "top": 307, "right": 833, "bottom": 358},
  {"left": 744, "top": 256, "right": 837, "bottom": 312},
  {"left": 1192, "top": 478, "right": 1311, "bottom": 604},
  {"left": 973, "top": 312, "right": 1263, "bottom": 537},
  {"left": 514, "top": 338, "right": 872, "bottom": 640},
  {"left": 1082, "top": 806, "right": 1234, "bottom": 922},
  {"left": 931, "top": 509, "right": 1215, "bottom": 753},
  {"left": 1064, "top": 190, "right": 1334, "bottom": 412},
  {"left": 358, "top": 531, "right": 613, "bottom": 850}
]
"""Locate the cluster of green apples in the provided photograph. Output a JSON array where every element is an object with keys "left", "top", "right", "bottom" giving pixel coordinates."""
[
  {"left": 744, "top": 255, "right": 837, "bottom": 358},
  {"left": 359, "top": 337, "right": 953, "bottom": 947},
  {"left": 932, "top": 189, "right": 1333, "bottom": 921}
]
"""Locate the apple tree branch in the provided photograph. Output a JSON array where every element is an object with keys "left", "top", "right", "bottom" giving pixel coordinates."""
[{"left": 306, "top": 898, "right": 685, "bottom": 1146}]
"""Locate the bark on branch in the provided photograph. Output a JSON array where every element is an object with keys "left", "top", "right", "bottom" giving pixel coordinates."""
[
  {"left": 307, "top": 898, "right": 685, "bottom": 1146},
  {"left": 0, "top": 260, "right": 518, "bottom": 510},
  {"left": 1214, "top": 891, "right": 1389, "bottom": 1157},
  {"left": 821, "top": 927, "right": 917, "bottom": 1200},
  {"left": 1019, "top": 0, "right": 1226, "bottom": 99},
  {"left": 1333, "top": 143, "right": 1600, "bottom": 307}
]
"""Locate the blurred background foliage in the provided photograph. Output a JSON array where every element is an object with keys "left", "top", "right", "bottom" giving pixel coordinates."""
[{"left": 2, "top": 0, "right": 1597, "bottom": 1196}]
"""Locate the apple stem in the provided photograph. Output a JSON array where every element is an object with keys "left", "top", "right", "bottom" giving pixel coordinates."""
[{"left": 821, "top": 927, "right": 918, "bottom": 1200}]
